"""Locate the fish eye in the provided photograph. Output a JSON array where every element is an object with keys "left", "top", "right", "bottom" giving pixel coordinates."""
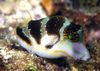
[
  {"left": 71, "top": 33, "right": 79, "bottom": 41},
  {"left": 74, "top": 34, "right": 79, "bottom": 38}
]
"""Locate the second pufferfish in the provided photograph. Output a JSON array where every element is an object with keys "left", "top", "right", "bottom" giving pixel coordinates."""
[{"left": 16, "top": 16, "right": 90, "bottom": 61}]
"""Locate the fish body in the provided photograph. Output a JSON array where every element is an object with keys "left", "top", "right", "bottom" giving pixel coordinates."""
[{"left": 16, "top": 16, "right": 90, "bottom": 60}]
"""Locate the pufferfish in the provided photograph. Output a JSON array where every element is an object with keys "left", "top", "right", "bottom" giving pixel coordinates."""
[{"left": 16, "top": 16, "right": 90, "bottom": 61}]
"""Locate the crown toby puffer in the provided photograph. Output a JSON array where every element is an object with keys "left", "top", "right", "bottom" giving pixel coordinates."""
[{"left": 16, "top": 16, "right": 90, "bottom": 61}]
